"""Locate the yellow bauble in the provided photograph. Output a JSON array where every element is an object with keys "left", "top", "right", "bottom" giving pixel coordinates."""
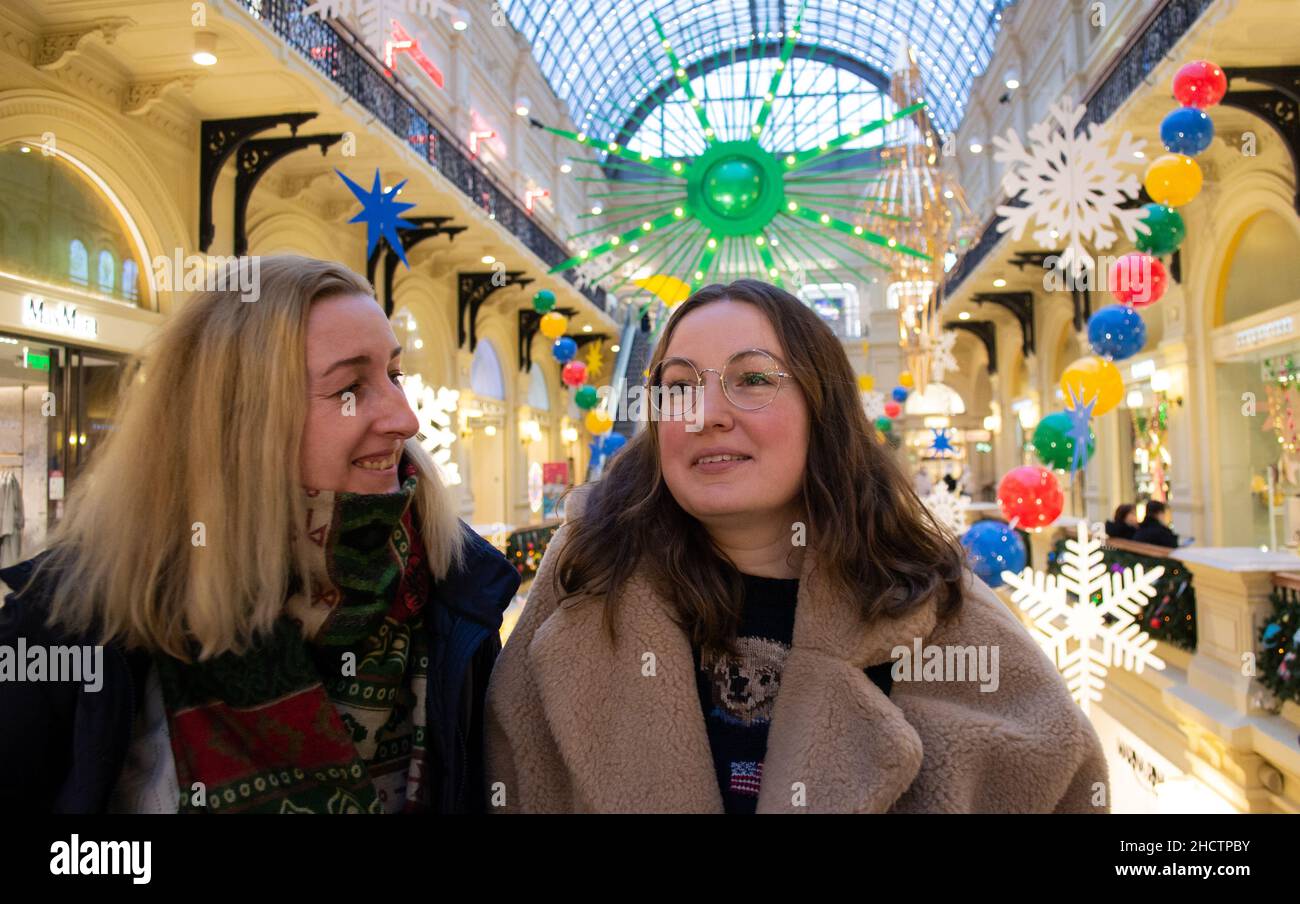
[
  {"left": 899, "top": 371, "right": 914, "bottom": 389},
  {"left": 540, "top": 311, "right": 568, "bottom": 339},
  {"left": 857, "top": 374, "right": 875, "bottom": 391},
  {"left": 1144, "top": 154, "right": 1203, "bottom": 208},
  {"left": 585, "top": 409, "right": 614, "bottom": 434},
  {"left": 1060, "top": 355, "right": 1124, "bottom": 416}
]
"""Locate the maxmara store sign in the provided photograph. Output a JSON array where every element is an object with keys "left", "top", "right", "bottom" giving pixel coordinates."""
[{"left": 21, "top": 294, "right": 99, "bottom": 340}]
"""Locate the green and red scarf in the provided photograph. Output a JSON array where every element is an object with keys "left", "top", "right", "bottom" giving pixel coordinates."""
[{"left": 154, "top": 458, "right": 435, "bottom": 813}]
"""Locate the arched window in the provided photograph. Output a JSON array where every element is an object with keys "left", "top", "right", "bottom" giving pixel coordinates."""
[
  {"left": 527, "top": 363, "right": 550, "bottom": 411},
  {"left": 122, "top": 260, "right": 139, "bottom": 301},
  {"left": 470, "top": 340, "right": 505, "bottom": 400},
  {"left": 0, "top": 143, "right": 147, "bottom": 305},
  {"left": 1219, "top": 210, "right": 1300, "bottom": 326},
  {"left": 69, "top": 239, "right": 88, "bottom": 286},
  {"left": 97, "top": 249, "right": 116, "bottom": 295}
]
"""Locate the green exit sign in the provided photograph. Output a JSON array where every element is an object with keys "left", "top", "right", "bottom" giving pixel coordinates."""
[{"left": 24, "top": 349, "right": 49, "bottom": 371}]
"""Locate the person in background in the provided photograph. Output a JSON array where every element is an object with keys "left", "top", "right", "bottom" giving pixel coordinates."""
[
  {"left": 1105, "top": 504, "right": 1139, "bottom": 541},
  {"left": 1131, "top": 500, "right": 1179, "bottom": 548},
  {"left": 942, "top": 471, "right": 958, "bottom": 494}
]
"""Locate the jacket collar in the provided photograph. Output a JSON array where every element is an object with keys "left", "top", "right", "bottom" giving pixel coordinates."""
[{"left": 524, "top": 540, "right": 938, "bottom": 813}]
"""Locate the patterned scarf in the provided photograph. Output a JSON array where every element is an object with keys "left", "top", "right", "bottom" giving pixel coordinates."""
[{"left": 154, "top": 458, "right": 433, "bottom": 814}]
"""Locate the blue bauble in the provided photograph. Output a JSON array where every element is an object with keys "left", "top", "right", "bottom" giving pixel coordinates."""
[
  {"left": 961, "top": 520, "right": 1027, "bottom": 589},
  {"left": 551, "top": 336, "right": 578, "bottom": 363},
  {"left": 601, "top": 432, "right": 627, "bottom": 456},
  {"left": 892, "top": 386, "right": 909, "bottom": 403},
  {"left": 1160, "top": 106, "right": 1214, "bottom": 156},
  {"left": 1262, "top": 623, "right": 1281, "bottom": 644},
  {"left": 1088, "top": 304, "right": 1147, "bottom": 361}
]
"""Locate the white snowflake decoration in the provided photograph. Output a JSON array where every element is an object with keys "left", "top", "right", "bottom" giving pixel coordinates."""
[
  {"left": 928, "top": 329, "right": 959, "bottom": 383},
  {"left": 1002, "top": 520, "right": 1165, "bottom": 714},
  {"left": 921, "top": 483, "right": 970, "bottom": 538},
  {"left": 402, "top": 373, "right": 462, "bottom": 485},
  {"left": 993, "top": 99, "right": 1148, "bottom": 279},
  {"left": 862, "top": 390, "right": 886, "bottom": 421}
]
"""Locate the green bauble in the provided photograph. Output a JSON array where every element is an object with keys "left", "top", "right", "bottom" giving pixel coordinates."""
[
  {"left": 1033, "top": 412, "right": 1095, "bottom": 470},
  {"left": 574, "top": 385, "right": 599, "bottom": 410},
  {"left": 532, "top": 289, "right": 557, "bottom": 314},
  {"left": 703, "top": 157, "right": 764, "bottom": 218},
  {"left": 875, "top": 416, "right": 893, "bottom": 432},
  {"left": 1135, "top": 204, "right": 1186, "bottom": 256}
]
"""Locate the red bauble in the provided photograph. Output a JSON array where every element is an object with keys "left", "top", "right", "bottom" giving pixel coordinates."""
[
  {"left": 1109, "top": 252, "right": 1168, "bottom": 308},
  {"left": 997, "top": 465, "right": 1064, "bottom": 530},
  {"left": 1172, "top": 60, "right": 1227, "bottom": 109},
  {"left": 561, "top": 360, "right": 588, "bottom": 387},
  {"left": 884, "top": 401, "right": 902, "bottom": 418}
]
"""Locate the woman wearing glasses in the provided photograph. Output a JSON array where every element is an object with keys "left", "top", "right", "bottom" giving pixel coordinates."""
[{"left": 485, "top": 279, "right": 1106, "bottom": 813}]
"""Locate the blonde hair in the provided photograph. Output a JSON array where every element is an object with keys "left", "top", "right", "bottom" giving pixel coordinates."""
[{"left": 34, "top": 254, "right": 464, "bottom": 659}]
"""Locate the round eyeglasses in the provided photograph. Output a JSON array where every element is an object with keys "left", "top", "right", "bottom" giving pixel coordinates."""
[{"left": 649, "top": 348, "right": 791, "bottom": 417}]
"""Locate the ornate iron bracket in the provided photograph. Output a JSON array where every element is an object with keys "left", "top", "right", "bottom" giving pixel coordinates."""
[
  {"left": 458, "top": 270, "right": 533, "bottom": 351},
  {"left": 1223, "top": 66, "right": 1300, "bottom": 215},
  {"left": 945, "top": 320, "right": 997, "bottom": 375},
  {"left": 363, "top": 217, "right": 466, "bottom": 315},
  {"left": 517, "top": 306, "right": 577, "bottom": 372},
  {"left": 199, "top": 112, "right": 316, "bottom": 251},
  {"left": 234, "top": 133, "right": 342, "bottom": 255},
  {"left": 971, "top": 291, "right": 1035, "bottom": 357}
]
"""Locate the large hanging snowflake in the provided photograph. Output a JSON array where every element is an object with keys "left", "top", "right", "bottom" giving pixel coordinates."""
[
  {"left": 928, "top": 329, "right": 959, "bottom": 383},
  {"left": 402, "top": 373, "right": 462, "bottom": 486},
  {"left": 921, "top": 482, "right": 970, "bottom": 538},
  {"left": 993, "top": 99, "right": 1148, "bottom": 280},
  {"left": 1001, "top": 520, "right": 1165, "bottom": 714}
]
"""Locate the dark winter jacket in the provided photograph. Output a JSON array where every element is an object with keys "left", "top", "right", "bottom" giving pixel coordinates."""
[
  {"left": 0, "top": 522, "right": 519, "bottom": 813},
  {"left": 1104, "top": 520, "right": 1137, "bottom": 541},
  {"left": 1131, "top": 516, "right": 1179, "bottom": 549}
]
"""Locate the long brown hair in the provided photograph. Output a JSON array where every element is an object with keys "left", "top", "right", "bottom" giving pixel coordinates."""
[{"left": 554, "top": 278, "right": 966, "bottom": 651}]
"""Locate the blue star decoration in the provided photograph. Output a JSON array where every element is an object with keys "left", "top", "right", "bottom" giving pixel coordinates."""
[
  {"left": 930, "top": 427, "right": 955, "bottom": 457},
  {"left": 1064, "top": 384, "right": 1097, "bottom": 473},
  {"left": 336, "top": 168, "right": 416, "bottom": 266}
]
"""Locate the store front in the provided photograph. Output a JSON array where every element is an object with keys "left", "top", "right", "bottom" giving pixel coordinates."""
[
  {"left": 0, "top": 140, "right": 162, "bottom": 556},
  {"left": 1208, "top": 209, "right": 1300, "bottom": 550}
]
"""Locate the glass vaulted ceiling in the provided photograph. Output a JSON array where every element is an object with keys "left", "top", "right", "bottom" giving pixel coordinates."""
[{"left": 500, "top": 0, "right": 1014, "bottom": 144}]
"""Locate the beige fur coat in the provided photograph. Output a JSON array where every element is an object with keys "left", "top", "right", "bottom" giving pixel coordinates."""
[{"left": 485, "top": 495, "right": 1108, "bottom": 813}]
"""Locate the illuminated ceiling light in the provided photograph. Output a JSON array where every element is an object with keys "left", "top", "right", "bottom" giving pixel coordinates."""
[
  {"left": 969, "top": 141, "right": 984, "bottom": 154},
  {"left": 611, "top": 344, "right": 621, "bottom": 352},
  {"left": 674, "top": 207, "right": 684, "bottom": 217},
  {"left": 481, "top": 254, "right": 495, "bottom": 264},
  {"left": 451, "top": 11, "right": 469, "bottom": 31},
  {"left": 943, "top": 189, "right": 954, "bottom": 199},
  {"left": 1004, "top": 70, "right": 1020, "bottom": 91},
  {"left": 514, "top": 96, "right": 531, "bottom": 117},
  {"left": 993, "top": 278, "right": 1007, "bottom": 287},
  {"left": 642, "top": 221, "right": 652, "bottom": 231},
  {"left": 192, "top": 31, "right": 218, "bottom": 66},
  {"left": 559, "top": 163, "right": 572, "bottom": 173},
  {"left": 787, "top": 201, "right": 798, "bottom": 211},
  {"left": 959, "top": 311, "right": 971, "bottom": 320},
  {"left": 591, "top": 205, "right": 602, "bottom": 215},
  {"left": 582, "top": 324, "right": 593, "bottom": 332},
  {"left": 672, "top": 162, "right": 683, "bottom": 173}
]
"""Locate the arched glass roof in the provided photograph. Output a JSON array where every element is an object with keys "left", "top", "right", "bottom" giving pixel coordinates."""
[{"left": 500, "top": 0, "right": 1014, "bottom": 140}]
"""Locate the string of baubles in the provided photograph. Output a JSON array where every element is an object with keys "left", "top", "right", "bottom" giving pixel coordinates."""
[{"left": 970, "top": 60, "right": 1225, "bottom": 585}]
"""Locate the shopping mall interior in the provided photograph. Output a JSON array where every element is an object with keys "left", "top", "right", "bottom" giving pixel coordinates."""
[{"left": 2, "top": 0, "right": 1300, "bottom": 815}]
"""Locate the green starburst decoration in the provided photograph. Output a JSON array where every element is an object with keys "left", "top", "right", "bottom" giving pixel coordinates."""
[{"left": 533, "top": 1, "right": 931, "bottom": 298}]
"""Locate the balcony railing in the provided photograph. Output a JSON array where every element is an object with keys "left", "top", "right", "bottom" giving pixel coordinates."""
[
  {"left": 234, "top": 0, "right": 608, "bottom": 312},
  {"left": 943, "top": 0, "right": 1219, "bottom": 299}
]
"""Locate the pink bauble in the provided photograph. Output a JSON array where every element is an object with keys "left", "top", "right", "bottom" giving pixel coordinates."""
[
  {"left": 1172, "top": 60, "right": 1227, "bottom": 109},
  {"left": 561, "top": 360, "right": 588, "bottom": 387},
  {"left": 1109, "top": 252, "right": 1168, "bottom": 308},
  {"left": 997, "top": 465, "right": 1064, "bottom": 530}
]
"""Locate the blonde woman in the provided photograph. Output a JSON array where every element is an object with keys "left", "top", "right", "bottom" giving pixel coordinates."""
[{"left": 0, "top": 255, "right": 519, "bottom": 813}]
